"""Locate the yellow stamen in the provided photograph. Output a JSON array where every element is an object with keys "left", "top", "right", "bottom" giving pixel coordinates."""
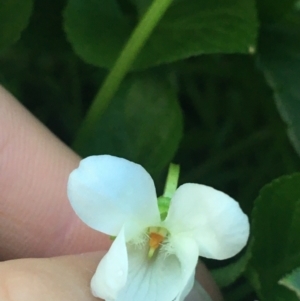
[
  {"left": 149, "top": 232, "right": 165, "bottom": 249},
  {"left": 148, "top": 231, "right": 165, "bottom": 258}
]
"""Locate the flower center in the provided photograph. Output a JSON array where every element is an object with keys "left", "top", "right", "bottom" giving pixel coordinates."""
[
  {"left": 149, "top": 232, "right": 164, "bottom": 249},
  {"left": 147, "top": 227, "right": 168, "bottom": 258}
]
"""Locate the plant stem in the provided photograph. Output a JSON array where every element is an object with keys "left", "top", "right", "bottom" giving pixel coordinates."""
[
  {"left": 163, "top": 163, "right": 180, "bottom": 198},
  {"left": 73, "top": 0, "right": 174, "bottom": 149}
]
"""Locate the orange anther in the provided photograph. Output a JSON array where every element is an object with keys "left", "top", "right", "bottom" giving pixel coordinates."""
[{"left": 149, "top": 232, "right": 165, "bottom": 249}]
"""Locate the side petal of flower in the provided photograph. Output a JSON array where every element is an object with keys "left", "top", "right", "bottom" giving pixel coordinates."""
[
  {"left": 165, "top": 184, "right": 250, "bottom": 260},
  {"left": 91, "top": 228, "right": 128, "bottom": 301},
  {"left": 116, "top": 242, "right": 182, "bottom": 301},
  {"left": 68, "top": 155, "right": 160, "bottom": 236},
  {"left": 176, "top": 270, "right": 195, "bottom": 301},
  {"left": 169, "top": 235, "right": 199, "bottom": 301}
]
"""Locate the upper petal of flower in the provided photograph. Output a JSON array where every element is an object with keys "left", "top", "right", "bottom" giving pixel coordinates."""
[
  {"left": 68, "top": 155, "right": 160, "bottom": 236},
  {"left": 116, "top": 241, "right": 182, "bottom": 301},
  {"left": 91, "top": 228, "right": 128, "bottom": 300},
  {"left": 164, "top": 183, "right": 250, "bottom": 260}
]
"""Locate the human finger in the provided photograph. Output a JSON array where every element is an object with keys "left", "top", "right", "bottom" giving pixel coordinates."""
[
  {"left": 0, "top": 253, "right": 222, "bottom": 301},
  {"left": 0, "top": 85, "right": 109, "bottom": 259},
  {"left": 0, "top": 252, "right": 102, "bottom": 301}
]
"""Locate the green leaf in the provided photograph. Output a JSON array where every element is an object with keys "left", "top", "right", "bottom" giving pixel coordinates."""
[
  {"left": 73, "top": 71, "right": 183, "bottom": 175},
  {"left": 64, "top": 0, "right": 258, "bottom": 70},
  {"left": 212, "top": 249, "right": 252, "bottom": 288},
  {"left": 256, "top": 0, "right": 297, "bottom": 21},
  {"left": 0, "top": 0, "right": 33, "bottom": 50},
  {"left": 279, "top": 267, "right": 300, "bottom": 298},
  {"left": 130, "top": 0, "right": 152, "bottom": 16},
  {"left": 21, "top": 0, "right": 70, "bottom": 52},
  {"left": 134, "top": 0, "right": 258, "bottom": 69},
  {"left": 258, "top": 14, "right": 300, "bottom": 159},
  {"left": 64, "top": 0, "right": 132, "bottom": 69},
  {"left": 246, "top": 174, "right": 300, "bottom": 300}
]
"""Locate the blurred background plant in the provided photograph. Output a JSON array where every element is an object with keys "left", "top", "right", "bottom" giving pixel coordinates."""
[{"left": 1, "top": 0, "right": 300, "bottom": 300}]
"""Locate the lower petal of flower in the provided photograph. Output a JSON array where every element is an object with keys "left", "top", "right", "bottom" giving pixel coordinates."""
[
  {"left": 91, "top": 228, "right": 128, "bottom": 300},
  {"left": 116, "top": 241, "right": 182, "bottom": 301}
]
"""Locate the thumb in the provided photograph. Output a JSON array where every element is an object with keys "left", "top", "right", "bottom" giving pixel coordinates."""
[
  {"left": 0, "top": 252, "right": 221, "bottom": 301},
  {"left": 0, "top": 252, "right": 103, "bottom": 301}
]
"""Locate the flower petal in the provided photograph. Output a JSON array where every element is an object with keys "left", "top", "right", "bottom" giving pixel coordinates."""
[
  {"left": 165, "top": 184, "right": 250, "bottom": 260},
  {"left": 169, "top": 235, "right": 199, "bottom": 301},
  {"left": 116, "top": 241, "right": 182, "bottom": 301},
  {"left": 91, "top": 228, "right": 128, "bottom": 300},
  {"left": 68, "top": 155, "right": 160, "bottom": 236},
  {"left": 177, "top": 272, "right": 195, "bottom": 301}
]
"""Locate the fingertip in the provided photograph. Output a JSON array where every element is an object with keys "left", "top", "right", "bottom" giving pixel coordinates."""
[
  {"left": 0, "top": 253, "right": 105, "bottom": 301},
  {"left": 0, "top": 253, "right": 223, "bottom": 301},
  {"left": 196, "top": 261, "right": 223, "bottom": 301}
]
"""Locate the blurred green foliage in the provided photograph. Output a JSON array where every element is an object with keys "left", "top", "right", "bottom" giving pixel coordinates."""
[
  {"left": 246, "top": 174, "right": 300, "bottom": 301},
  {"left": 0, "top": 0, "right": 33, "bottom": 49},
  {"left": 64, "top": 0, "right": 258, "bottom": 69},
  {"left": 1, "top": 0, "right": 300, "bottom": 300},
  {"left": 279, "top": 267, "right": 300, "bottom": 298}
]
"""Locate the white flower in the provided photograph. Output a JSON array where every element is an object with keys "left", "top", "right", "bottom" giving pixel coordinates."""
[{"left": 68, "top": 155, "right": 249, "bottom": 301}]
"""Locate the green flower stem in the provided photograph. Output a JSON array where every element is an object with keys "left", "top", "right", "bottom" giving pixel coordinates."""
[
  {"left": 163, "top": 163, "right": 180, "bottom": 198},
  {"left": 73, "top": 0, "right": 174, "bottom": 148},
  {"left": 158, "top": 163, "right": 180, "bottom": 220}
]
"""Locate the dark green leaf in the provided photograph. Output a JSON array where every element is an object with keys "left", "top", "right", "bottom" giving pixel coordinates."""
[
  {"left": 212, "top": 249, "right": 251, "bottom": 288},
  {"left": 279, "top": 267, "right": 300, "bottom": 298},
  {"left": 64, "top": 0, "right": 132, "bottom": 69},
  {"left": 64, "top": 0, "right": 258, "bottom": 69},
  {"left": 246, "top": 174, "right": 300, "bottom": 300},
  {"left": 134, "top": 0, "right": 258, "bottom": 69},
  {"left": 74, "top": 71, "right": 183, "bottom": 174},
  {"left": 22, "top": 0, "right": 70, "bottom": 52},
  {"left": 258, "top": 14, "right": 300, "bottom": 158},
  {"left": 130, "top": 0, "right": 152, "bottom": 16},
  {"left": 256, "top": 0, "right": 296, "bottom": 22},
  {"left": 0, "top": 0, "right": 33, "bottom": 50}
]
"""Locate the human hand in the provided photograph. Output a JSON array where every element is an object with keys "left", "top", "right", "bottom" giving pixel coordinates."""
[{"left": 0, "top": 86, "right": 222, "bottom": 301}]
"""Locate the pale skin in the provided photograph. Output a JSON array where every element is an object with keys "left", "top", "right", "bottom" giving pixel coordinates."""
[{"left": 0, "top": 85, "right": 223, "bottom": 301}]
